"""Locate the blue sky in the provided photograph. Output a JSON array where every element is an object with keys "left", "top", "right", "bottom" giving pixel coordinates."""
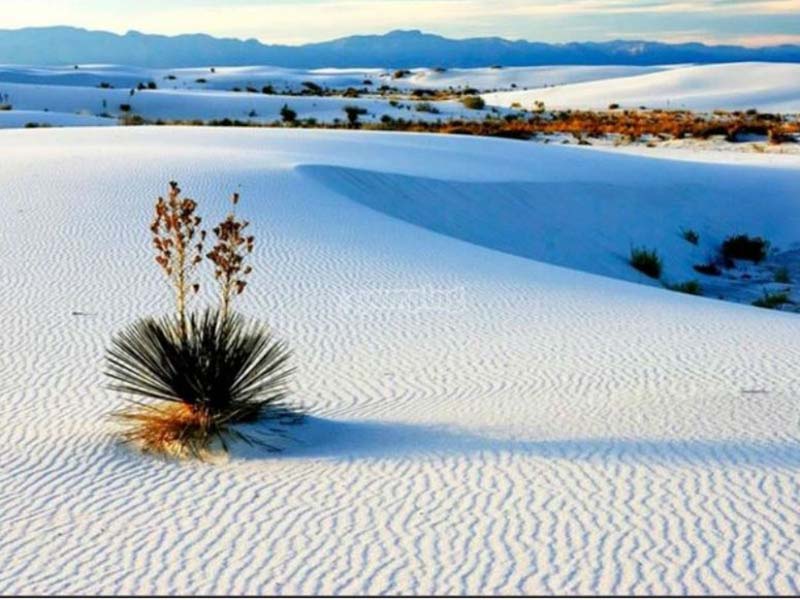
[{"left": 3, "top": 0, "right": 799, "bottom": 46}]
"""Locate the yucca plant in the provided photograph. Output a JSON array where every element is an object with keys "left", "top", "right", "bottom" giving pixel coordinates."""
[
  {"left": 106, "top": 182, "right": 298, "bottom": 458},
  {"left": 107, "top": 309, "right": 295, "bottom": 457}
]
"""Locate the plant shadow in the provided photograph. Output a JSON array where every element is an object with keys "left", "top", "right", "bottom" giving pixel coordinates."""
[{"left": 234, "top": 416, "right": 800, "bottom": 468}]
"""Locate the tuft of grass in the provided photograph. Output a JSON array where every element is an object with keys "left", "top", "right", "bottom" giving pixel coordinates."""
[
  {"left": 721, "top": 234, "right": 770, "bottom": 263},
  {"left": 680, "top": 228, "right": 699, "bottom": 245},
  {"left": 752, "top": 290, "right": 791, "bottom": 310},
  {"left": 280, "top": 104, "right": 297, "bottom": 124},
  {"left": 630, "top": 246, "right": 663, "bottom": 279},
  {"left": 666, "top": 280, "right": 703, "bottom": 296},
  {"left": 774, "top": 266, "right": 791, "bottom": 284},
  {"left": 107, "top": 308, "right": 295, "bottom": 458}
]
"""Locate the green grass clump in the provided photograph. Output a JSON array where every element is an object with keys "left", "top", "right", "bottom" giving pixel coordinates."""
[
  {"left": 667, "top": 280, "right": 703, "bottom": 296},
  {"left": 630, "top": 246, "right": 663, "bottom": 279},
  {"left": 752, "top": 291, "right": 791, "bottom": 310}
]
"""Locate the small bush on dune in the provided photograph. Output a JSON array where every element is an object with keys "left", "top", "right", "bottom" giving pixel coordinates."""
[
  {"left": 680, "top": 228, "right": 699, "bottom": 245},
  {"left": 106, "top": 182, "right": 297, "bottom": 458},
  {"left": 343, "top": 105, "right": 368, "bottom": 127},
  {"left": 460, "top": 96, "right": 485, "bottom": 110},
  {"left": 280, "top": 104, "right": 297, "bottom": 124},
  {"left": 630, "top": 246, "right": 662, "bottom": 279},
  {"left": 415, "top": 102, "right": 439, "bottom": 114},
  {"left": 752, "top": 290, "right": 791, "bottom": 310},
  {"left": 666, "top": 280, "right": 702, "bottom": 296},
  {"left": 721, "top": 234, "right": 770, "bottom": 263}
]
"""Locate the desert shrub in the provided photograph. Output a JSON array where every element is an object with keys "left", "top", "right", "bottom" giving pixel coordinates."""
[
  {"left": 147, "top": 81, "right": 157, "bottom": 90},
  {"left": 119, "top": 103, "right": 132, "bottom": 112},
  {"left": 248, "top": 109, "right": 258, "bottom": 118},
  {"left": 630, "top": 246, "right": 662, "bottom": 278},
  {"left": 344, "top": 105, "right": 368, "bottom": 127},
  {"left": 302, "top": 81, "right": 323, "bottom": 94},
  {"left": 752, "top": 290, "right": 791, "bottom": 309},
  {"left": 608, "top": 103, "right": 620, "bottom": 110},
  {"left": 693, "top": 262, "right": 722, "bottom": 276},
  {"left": 393, "top": 69, "right": 411, "bottom": 79},
  {"left": 165, "top": 74, "right": 177, "bottom": 80},
  {"left": 666, "top": 280, "right": 702, "bottom": 295},
  {"left": 98, "top": 82, "right": 113, "bottom": 89},
  {"left": 0, "top": 104, "right": 11, "bottom": 111},
  {"left": 343, "top": 87, "right": 362, "bottom": 98},
  {"left": 415, "top": 102, "right": 440, "bottom": 114},
  {"left": 246, "top": 86, "right": 258, "bottom": 94},
  {"left": 195, "top": 78, "right": 207, "bottom": 84},
  {"left": 774, "top": 266, "right": 791, "bottom": 283},
  {"left": 261, "top": 85, "right": 275, "bottom": 94},
  {"left": 107, "top": 308, "right": 294, "bottom": 456},
  {"left": 721, "top": 234, "right": 770, "bottom": 263},
  {"left": 280, "top": 104, "right": 297, "bottom": 123},
  {"left": 24, "top": 122, "right": 51, "bottom": 128},
  {"left": 680, "top": 228, "right": 699, "bottom": 245},
  {"left": 460, "top": 96, "right": 486, "bottom": 110},
  {"left": 106, "top": 182, "right": 297, "bottom": 458}
]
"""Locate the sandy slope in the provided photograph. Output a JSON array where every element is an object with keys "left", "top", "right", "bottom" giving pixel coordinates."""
[
  {"left": 484, "top": 62, "right": 800, "bottom": 112},
  {"left": 1, "top": 128, "right": 800, "bottom": 595}
]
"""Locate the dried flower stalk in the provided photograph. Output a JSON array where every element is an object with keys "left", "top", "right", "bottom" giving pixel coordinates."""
[
  {"left": 151, "top": 181, "right": 206, "bottom": 338},
  {"left": 207, "top": 192, "right": 254, "bottom": 322}
]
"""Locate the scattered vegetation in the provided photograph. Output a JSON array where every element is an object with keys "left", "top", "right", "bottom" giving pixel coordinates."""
[
  {"left": 680, "top": 228, "right": 699, "bottom": 245},
  {"left": 0, "top": 104, "right": 11, "bottom": 111},
  {"left": 630, "top": 246, "right": 663, "bottom": 279},
  {"left": 106, "top": 182, "right": 297, "bottom": 458},
  {"left": 666, "top": 280, "right": 703, "bottom": 296},
  {"left": 721, "top": 234, "right": 770, "bottom": 263},
  {"left": 415, "top": 102, "right": 440, "bottom": 114},
  {"left": 119, "top": 103, "right": 132, "bottom": 113},
  {"left": 752, "top": 290, "right": 791, "bottom": 310}
]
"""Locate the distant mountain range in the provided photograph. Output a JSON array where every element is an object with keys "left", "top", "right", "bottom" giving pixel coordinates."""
[{"left": 1, "top": 27, "right": 800, "bottom": 68}]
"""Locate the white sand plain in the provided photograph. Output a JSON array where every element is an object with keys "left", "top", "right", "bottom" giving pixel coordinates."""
[{"left": 1, "top": 127, "right": 800, "bottom": 595}]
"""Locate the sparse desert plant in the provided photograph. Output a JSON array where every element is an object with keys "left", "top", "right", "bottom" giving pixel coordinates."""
[
  {"left": 721, "top": 234, "right": 770, "bottom": 263},
  {"left": 280, "top": 104, "right": 297, "bottom": 123},
  {"left": 343, "top": 105, "right": 368, "bottom": 127},
  {"left": 460, "top": 96, "right": 486, "bottom": 110},
  {"left": 775, "top": 266, "right": 791, "bottom": 284},
  {"left": 0, "top": 104, "right": 11, "bottom": 111},
  {"left": 680, "top": 228, "right": 699, "bottom": 245},
  {"left": 630, "top": 246, "right": 662, "bottom": 279},
  {"left": 666, "top": 280, "right": 703, "bottom": 295},
  {"left": 150, "top": 181, "right": 206, "bottom": 339},
  {"left": 752, "top": 290, "right": 791, "bottom": 309},
  {"left": 107, "top": 308, "right": 294, "bottom": 457},
  {"left": 119, "top": 103, "right": 132, "bottom": 112},
  {"left": 107, "top": 183, "right": 297, "bottom": 458}
]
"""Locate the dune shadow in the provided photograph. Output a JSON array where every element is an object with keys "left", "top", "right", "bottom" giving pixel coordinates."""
[{"left": 234, "top": 416, "right": 800, "bottom": 468}]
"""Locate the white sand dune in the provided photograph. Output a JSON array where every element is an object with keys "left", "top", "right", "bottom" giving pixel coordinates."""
[
  {"left": 2, "top": 127, "right": 800, "bottom": 595},
  {"left": 0, "top": 63, "right": 668, "bottom": 93},
  {"left": 484, "top": 62, "right": 800, "bottom": 112}
]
